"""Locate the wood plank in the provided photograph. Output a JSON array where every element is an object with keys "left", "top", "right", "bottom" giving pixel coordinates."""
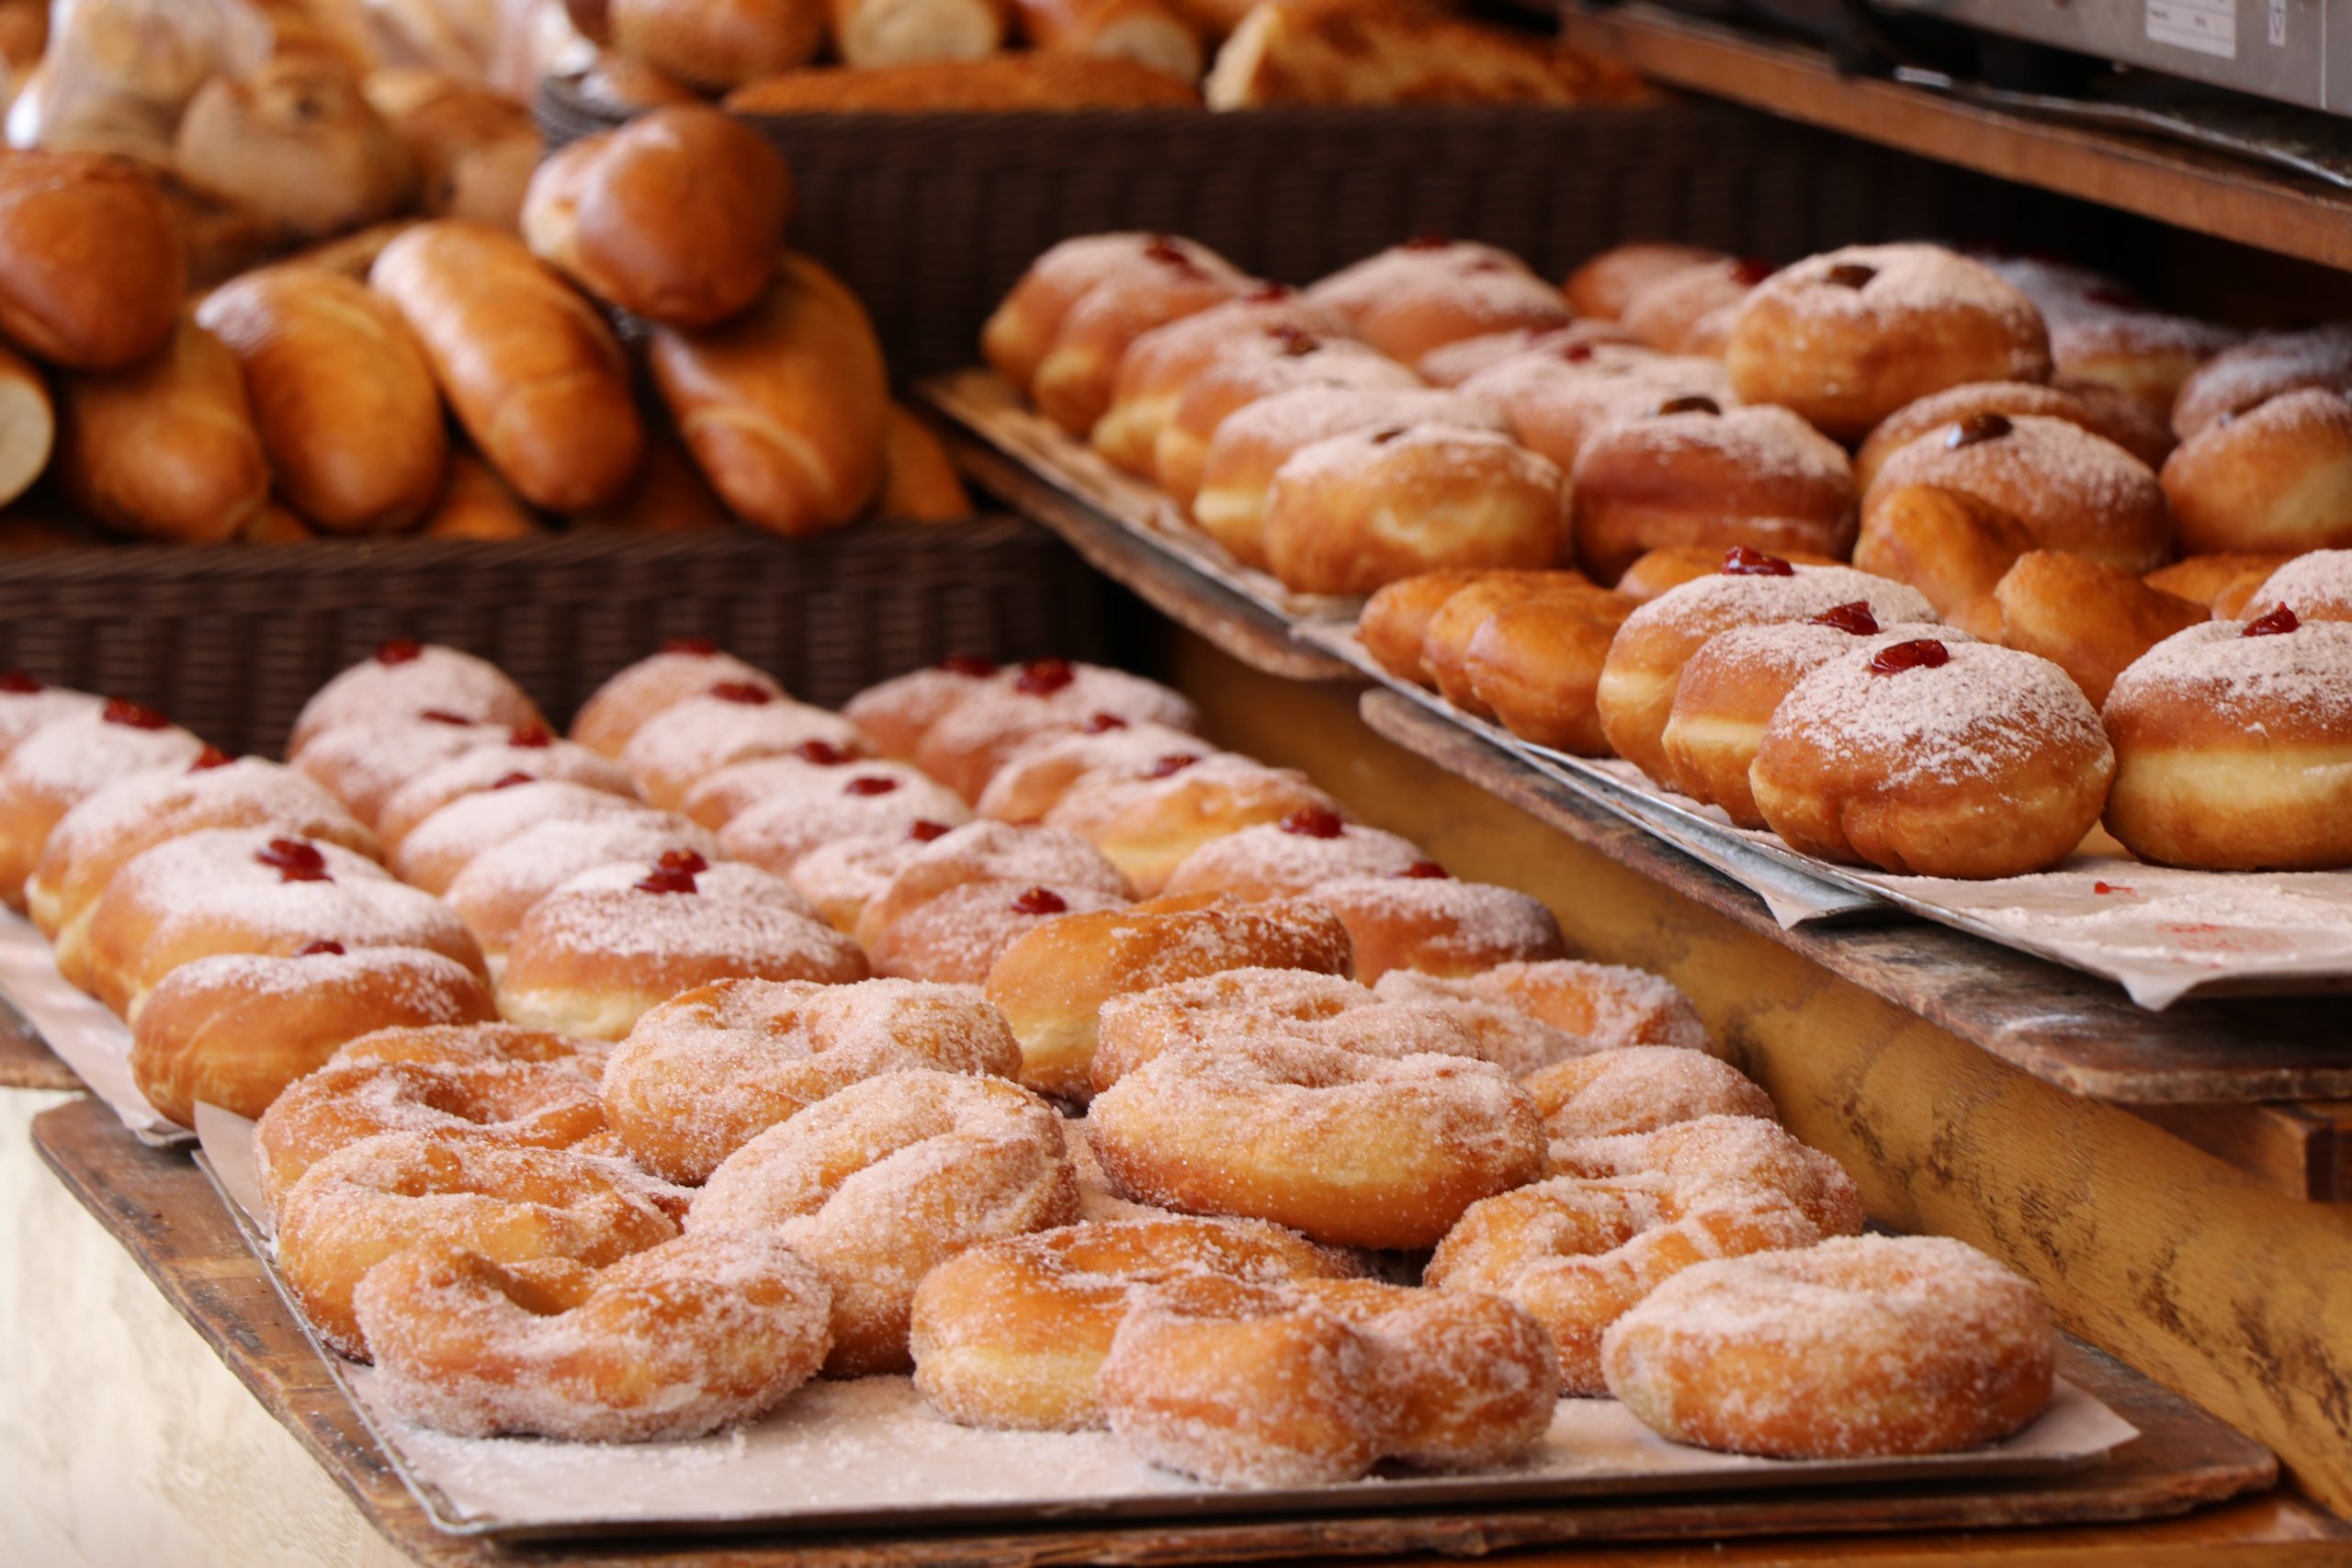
[
  {"left": 1556, "top": 2, "right": 2352, "bottom": 275},
  {"left": 0, "top": 1003, "right": 79, "bottom": 1093},
  {"left": 25, "top": 1095, "right": 2302, "bottom": 1566},
  {"left": 2131, "top": 1103, "right": 2352, "bottom": 1203},
  {"left": 1168, "top": 639, "right": 2352, "bottom": 1517}
]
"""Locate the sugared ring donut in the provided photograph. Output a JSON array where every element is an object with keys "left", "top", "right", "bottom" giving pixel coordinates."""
[
  {"left": 275, "top": 1128, "right": 677, "bottom": 1358},
  {"left": 1261, "top": 423, "right": 1569, "bottom": 597},
  {"left": 983, "top": 234, "right": 1217, "bottom": 398},
  {"left": 2102, "top": 612, "right": 2352, "bottom": 870},
  {"left": 1374, "top": 960, "right": 1715, "bottom": 1058},
  {"left": 1100, "top": 1274, "right": 1557, "bottom": 1486},
  {"left": 2160, "top": 389, "right": 2352, "bottom": 556},
  {"left": 1357, "top": 976, "right": 1598, "bottom": 1080},
  {"left": 1090, "top": 288, "right": 1351, "bottom": 478},
  {"left": 1600, "top": 1235, "right": 2056, "bottom": 1458},
  {"left": 680, "top": 749, "right": 933, "bottom": 829},
  {"left": 1521, "top": 1046, "right": 1774, "bottom": 1144},
  {"left": 1042, "top": 753, "right": 1348, "bottom": 896},
  {"left": 1415, "top": 320, "right": 1641, "bottom": 389},
  {"left": 129, "top": 945, "right": 495, "bottom": 1126},
  {"left": 356, "top": 1230, "right": 831, "bottom": 1441},
  {"left": 687, "top": 1068, "right": 1078, "bottom": 1374},
  {"left": 1425, "top": 1172, "right": 1822, "bottom": 1393},
  {"left": 1724, "top": 244, "right": 2051, "bottom": 440},
  {"left": 389, "top": 780, "right": 644, "bottom": 896},
  {"left": 852, "top": 818, "right": 1132, "bottom": 953},
  {"left": 911, "top": 1214, "right": 1362, "bottom": 1431},
  {"left": 1305, "top": 238, "right": 1572, "bottom": 367},
  {"left": 2145, "top": 552, "right": 2297, "bottom": 618},
  {"left": 1085, "top": 1032, "right": 1543, "bottom": 1250},
  {"left": 1029, "top": 240, "right": 1249, "bottom": 438},
  {"left": 1564, "top": 242, "right": 1734, "bottom": 321},
  {"left": 1304, "top": 874, "right": 1566, "bottom": 985},
  {"left": 1752, "top": 637, "right": 2113, "bottom": 878},
  {"left": 2248, "top": 549, "right": 2352, "bottom": 622},
  {"left": 1852, "top": 482, "right": 2040, "bottom": 619},
  {"left": 441, "top": 811, "right": 718, "bottom": 963},
  {"left": 1089, "top": 966, "right": 1486, "bottom": 1095},
  {"left": 0, "top": 675, "right": 100, "bottom": 763},
  {"left": 288, "top": 640, "right": 542, "bottom": 759},
  {"left": 1594, "top": 558, "right": 1938, "bottom": 785},
  {"left": 842, "top": 655, "right": 1010, "bottom": 761},
  {"left": 1545, "top": 1113, "right": 1866, "bottom": 1237},
  {"left": 974, "top": 721, "right": 1221, "bottom": 825},
  {"left": 602, "top": 976, "right": 1022, "bottom": 1183},
  {"left": 254, "top": 1057, "right": 611, "bottom": 1217},
  {"left": 1418, "top": 571, "right": 1596, "bottom": 715},
  {"left": 1192, "top": 386, "right": 1507, "bottom": 569},
  {"left": 1153, "top": 334, "right": 1420, "bottom": 511},
  {"left": 292, "top": 714, "right": 508, "bottom": 829},
  {"left": 1854, "top": 380, "right": 2175, "bottom": 491},
  {"left": 718, "top": 766, "right": 974, "bottom": 875},
  {"left": 569, "top": 640, "right": 783, "bottom": 760},
  {"left": 1159, "top": 811, "right": 1425, "bottom": 901},
  {"left": 77, "top": 829, "right": 486, "bottom": 1021},
  {"left": 2170, "top": 322, "right": 2352, "bottom": 439},
  {"left": 29, "top": 754, "right": 376, "bottom": 955},
  {"left": 1863, "top": 412, "right": 2172, "bottom": 573},
  {"left": 1619, "top": 255, "right": 1772, "bottom": 356},
  {"left": 911, "top": 660, "right": 1203, "bottom": 803},
  {"left": 0, "top": 700, "right": 207, "bottom": 907},
  {"left": 1962, "top": 551, "right": 2207, "bottom": 706},
  {"left": 497, "top": 858, "right": 868, "bottom": 1041},
  {"left": 1660, "top": 611, "right": 1957, "bottom": 827},
  {"left": 1460, "top": 344, "right": 1736, "bottom": 479},
  {"left": 374, "top": 733, "right": 635, "bottom": 851},
  {"left": 620, "top": 686, "right": 867, "bottom": 810},
  {"left": 332, "top": 1021, "right": 607, "bottom": 1075},
  {"left": 985, "top": 896, "right": 1352, "bottom": 1100}
]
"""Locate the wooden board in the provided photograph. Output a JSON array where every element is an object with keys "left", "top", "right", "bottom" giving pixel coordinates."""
[
  {"left": 1556, "top": 1, "right": 2352, "bottom": 274},
  {"left": 0, "top": 1000, "right": 78, "bottom": 1093},
  {"left": 25, "top": 1096, "right": 2298, "bottom": 1567}
]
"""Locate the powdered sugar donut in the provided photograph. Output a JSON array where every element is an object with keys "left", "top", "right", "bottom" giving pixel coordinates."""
[
  {"left": 852, "top": 818, "right": 1132, "bottom": 953},
  {"left": 869, "top": 877, "right": 1132, "bottom": 987},
  {"left": 2249, "top": 550, "right": 2352, "bottom": 622},
  {"left": 621, "top": 686, "right": 867, "bottom": 809},
  {"left": 1091, "top": 288, "right": 1353, "bottom": 478},
  {"left": 1090, "top": 966, "right": 1486, "bottom": 1094},
  {"left": 1029, "top": 239, "right": 1249, "bottom": 436},
  {"left": 1619, "top": 254, "right": 1772, "bottom": 356},
  {"left": 292, "top": 714, "right": 510, "bottom": 829},
  {"left": 1546, "top": 1113, "right": 1864, "bottom": 1236},
  {"left": 784, "top": 830, "right": 932, "bottom": 933},
  {"left": 842, "top": 654, "right": 1007, "bottom": 760},
  {"left": 688, "top": 1068, "right": 1079, "bottom": 1374},
  {"left": 1304, "top": 874, "right": 1566, "bottom": 984},
  {"left": 1044, "top": 753, "right": 1347, "bottom": 896},
  {"left": 1101, "top": 1274, "right": 1557, "bottom": 1485},
  {"left": 2102, "top": 611, "right": 2352, "bottom": 870},
  {"left": 1564, "top": 242, "right": 1734, "bottom": 321},
  {"left": 288, "top": 640, "right": 542, "bottom": 758},
  {"left": 389, "top": 780, "right": 646, "bottom": 896},
  {"left": 570, "top": 640, "right": 784, "bottom": 759},
  {"left": 1427, "top": 1171, "right": 1824, "bottom": 1393},
  {"left": 1415, "top": 319, "right": 1640, "bottom": 389},
  {"left": 2160, "top": 388, "right": 2352, "bottom": 556},
  {"left": 1725, "top": 244, "right": 2051, "bottom": 440},
  {"left": 603, "top": 976, "right": 1023, "bottom": 1183},
  {"left": 976, "top": 720, "right": 1223, "bottom": 824},
  {"left": 1160, "top": 810, "right": 1425, "bottom": 900},
  {"left": 442, "top": 812, "right": 718, "bottom": 962},
  {"left": 0, "top": 674, "right": 101, "bottom": 763},
  {"left": 2172, "top": 322, "right": 2352, "bottom": 439},
  {"left": 358, "top": 1230, "right": 831, "bottom": 1441},
  {"left": 1461, "top": 343, "right": 1736, "bottom": 479},
  {"left": 912, "top": 660, "right": 1203, "bottom": 802},
  {"left": 0, "top": 699, "right": 207, "bottom": 906},
  {"left": 1153, "top": 332, "right": 1420, "bottom": 509},
  {"left": 1980, "top": 255, "right": 2237, "bottom": 419},
  {"left": 679, "top": 746, "right": 929, "bottom": 829},
  {"left": 1374, "top": 960, "right": 1715, "bottom": 1059},
  {"left": 1522, "top": 1046, "right": 1775, "bottom": 1142},
  {"left": 1306, "top": 239, "right": 1572, "bottom": 366},
  {"left": 1856, "top": 380, "right": 2174, "bottom": 491},
  {"left": 1752, "top": 637, "right": 2113, "bottom": 877},
  {"left": 984, "top": 234, "right": 1229, "bottom": 397},
  {"left": 333, "top": 1021, "right": 608, "bottom": 1076},
  {"left": 1601, "top": 1234, "right": 2055, "bottom": 1458},
  {"left": 718, "top": 766, "right": 973, "bottom": 874},
  {"left": 1863, "top": 412, "right": 2171, "bottom": 573},
  {"left": 374, "top": 733, "right": 635, "bottom": 850}
]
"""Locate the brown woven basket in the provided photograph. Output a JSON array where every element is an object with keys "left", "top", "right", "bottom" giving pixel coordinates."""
[
  {"left": 536, "top": 88, "right": 2098, "bottom": 378},
  {"left": 0, "top": 520, "right": 1106, "bottom": 759}
]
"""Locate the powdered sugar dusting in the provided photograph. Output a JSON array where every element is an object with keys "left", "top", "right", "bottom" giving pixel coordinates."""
[{"left": 1770, "top": 640, "right": 2109, "bottom": 786}]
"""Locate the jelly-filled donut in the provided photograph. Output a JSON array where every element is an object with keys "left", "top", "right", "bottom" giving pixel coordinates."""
[
  {"left": 2171, "top": 321, "right": 2352, "bottom": 439},
  {"left": 1613, "top": 543, "right": 1839, "bottom": 604},
  {"left": 842, "top": 656, "right": 1010, "bottom": 761},
  {"left": 912, "top": 660, "right": 1202, "bottom": 802},
  {"left": 1101, "top": 1274, "right": 1557, "bottom": 1485},
  {"left": 0, "top": 676, "right": 100, "bottom": 763},
  {"left": 288, "top": 640, "right": 543, "bottom": 758},
  {"left": 1043, "top": 752, "right": 1347, "bottom": 896},
  {"left": 603, "top": 976, "right": 1023, "bottom": 1183},
  {"left": 984, "top": 234, "right": 1225, "bottom": 398},
  {"left": 1417, "top": 570, "right": 1597, "bottom": 715},
  {"left": 910, "top": 1213, "right": 1362, "bottom": 1431},
  {"left": 1565, "top": 242, "right": 1734, "bottom": 321},
  {"left": 620, "top": 686, "right": 866, "bottom": 809},
  {"left": 2102, "top": 611, "right": 2352, "bottom": 870},
  {"left": 785, "top": 829, "right": 937, "bottom": 936},
  {"left": 570, "top": 641, "right": 784, "bottom": 759},
  {"left": 1724, "top": 244, "right": 2051, "bottom": 440},
  {"left": 1863, "top": 412, "right": 2172, "bottom": 573},
  {"left": 853, "top": 818, "right": 1131, "bottom": 966},
  {"left": 1306, "top": 238, "right": 1572, "bottom": 366},
  {"left": 1305, "top": 874, "right": 1566, "bottom": 985},
  {"left": 1620, "top": 254, "right": 1770, "bottom": 356},
  {"left": 975, "top": 721, "right": 1225, "bottom": 825},
  {"left": 1416, "top": 320, "right": 1640, "bottom": 389},
  {"left": 1356, "top": 569, "right": 1510, "bottom": 685},
  {"left": 1752, "top": 637, "right": 2113, "bottom": 878},
  {"left": 681, "top": 749, "right": 944, "bottom": 830},
  {"left": 0, "top": 700, "right": 207, "bottom": 906},
  {"left": 1160, "top": 811, "right": 1426, "bottom": 901},
  {"left": 1090, "top": 288, "right": 1351, "bottom": 478},
  {"left": 374, "top": 734, "right": 635, "bottom": 850},
  {"left": 2247, "top": 550, "right": 2352, "bottom": 623},
  {"left": 1979, "top": 254, "right": 2237, "bottom": 419},
  {"left": 357, "top": 1230, "right": 831, "bottom": 1441},
  {"left": 1546, "top": 1113, "right": 1865, "bottom": 1237},
  {"left": 389, "top": 780, "right": 645, "bottom": 896},
  {"left": 1461, "top": 344, "right": 1736, "bottom": 481},
  {"left": 1153, "top": 332, "right": 1419, "bottom": 510},
  {"left": 1855, "top": 380, "right": 2173, "bottom": 490},
  {"left": 291, "top": 714, "right": 508, "bottom": 829},
  {"left": 1962, "top": 550, "right": 2207, "bottom": 705},
  {"left": 1601, "top": 1234, "right": 2055, "bottom": 1458},
  {"left": 1851, "top": 481, "right": 2040, "bottom": 620},
  {"left": 718, "top": 764, "right": 974, "bottom": 874},
  {"left": 130, "top": 945, "right": 496, "bottom": 1126},
  {"left": 1090, "top": 966, "right": 1487, "bottom": 1094},
  {"left": 2160, "top": 388, "right": 2352, "bottom": 556},
  {"left": 1426, "top": 1171, "right": 1825, "bottom": 1393},
  {"left": 1375, "top": 960, "right": 1715, "bottom": 1057},
  {"left": 688, "top": 1068, "right": 1079, "bottom": 1374},
  {"left": 1086, "top": 1032, "right": 1543, "bottom": 1249},
  {"left": 1029, "top": 239, "right": 1248, "bottom": 437},
  {"left": 1462, "top": 585, "right": 1644, "bottom": 754},
  {"left": 441, "top": 811, "right": 718, "bottom": 963}
]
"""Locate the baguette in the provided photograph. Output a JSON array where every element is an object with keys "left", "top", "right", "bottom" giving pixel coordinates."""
[
  {"left": 522, "top": 106, "right": 791, "bottom": 329},
  {"left": 196, "top": 265, "right": 447, "bottom": 533},
  {"left": 1014, "top": 0, "right": 1202, "bottom": 82},
  {"left": 0, "top": 343, "right": 52, "bottom": 511},
  {"left": 363, "top": 70, "right": 541, "bottom": 232},
  {"left": 422, "top": 450, "right": 546, "bottom": 539},
  {"left": 55, "top": 316, "right": 271, "bottom": 544},
  {"left": 371, "top": 220, "right": 645, "bottom": 512},
  {"left": 649, "top": 253, "right": 887, "bottom": 536},
  {"left": 726, "top": 52, "right": 1200, "bottom": 111},
  {"left": 0, "top": 152, "right": 185, "bottom": 371},
  {"left": 605, "top": 0, "right": 826, "bottom": 92},
  {"left": 876, "top": 402, "right": 973, "bottom": 522},
  {"left": 1204, "top": 0, "right": 1650, "bottom": 107},
  {"left": 173, "top": 58, "right": 414, "bottom": 243},
  {"left": 832, "top": 0, "right": 1007, "bottom": 67}
]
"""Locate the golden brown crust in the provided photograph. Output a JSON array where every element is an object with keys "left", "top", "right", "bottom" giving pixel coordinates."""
[
  {"left": 1855, "top": 379, "right": 2170, "bottom": 491},
  {"left": 875, "top": 403, "right": 976, "bottom": 522},
  {"left": 1465, "top": 587, "right": 1638, "bottom": 755},
  {"left": 1305, "top": 875, "right": 1566, "bottom": 984},
  {"left": 1861, "top": 414, "right": 2171, "bottom": 574},
  {"left": 55, "top": 317, "right": 271, "bottom": 544},
  {"left": 608, "top": 0, "right": 829, "bottom": 92},
  {"left": 1968, "top": 551, "right": 2207, "bottom": 706},
  {"left": 729, "top": 51, "right": 1200, "bottom": 112},
  {"left": 0, "top": 151, "right": 185, "bottom": 371},
  {"left": 1417, "top": 571, "right": 1591, "bottom": 716},
  {"left": 1204, "top": 0, "right": 1649, "bottom": 108},
  {"left": 1851, "top": 484, "right": 2038, "bottom": 619},
  {"left": 1357, "top": 570, "right": 1496, "bottom": 685},
  {"left": 2160, "top": 389, "right": 2352, "bottom": 556},
  {"left": 2143, "top": 552, "right": 2291, "bottom": 615}
]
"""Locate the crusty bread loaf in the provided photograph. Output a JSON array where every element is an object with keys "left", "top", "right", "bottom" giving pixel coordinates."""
[
  {"left": 726, "top": 51, "right": 1201, "bottom": 111},
  {"left": 605, "top": 0, "right": 827, "bottom": 92},
  {"left": 649, "top": 253, "right": 888, "bottom": 536},
  {"left": 422, "top": 450, "right": 546, "bottom": 539},
  {"left": 522, "top": 106, "right": 792, "bottom": 329},
  {"left": 371, "top": 220, "right": 645, "bottom": 512},
  {"left": 833, "top": 0, "right": 1008, "bottom": 67},
  {"left": 876, "top": 403, "right": 973, "bottom": 522},
  {"left": 1204, "top": 0, "right": 1649, "bottom": 107},
  {"left": 0, "top": 151, "right": 185, "bottom": 371},
  {"left": 1015, "top": 0, "right": 1202, "bottom": 81},
  {"left": 55, "top": 316, "right": 271, "bottom": 544},
  {"left": 0, "top": 343, "right": 51, "bottom": 511},
  {"left": 196, "top": 265, "right": 447, "bottom": 533},
  {"left": 173, "top": 58, "right": 414, "bottom": 243},
  {"left": 362, "top": 70, "right": 541, "bottom": 232}
]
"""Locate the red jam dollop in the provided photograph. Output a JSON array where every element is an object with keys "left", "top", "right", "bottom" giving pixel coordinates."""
[
  {"left": 1809, "top": 602, "right": 1880, "bottom": 636},
  {"left": 1280, "top": 807, "right": 1346, "bottom": 839},
  {"left": 257, "top": 838, "right": 331, "bottom": 883},
  {"left": 1721, "top": 546, "right": 1793, "bottom": 577},
  {"left": 1869, "top": 638, "right": 1951, "bottom": 676}
]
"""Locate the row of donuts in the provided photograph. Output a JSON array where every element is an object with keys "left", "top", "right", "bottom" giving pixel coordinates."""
[{"left": 983, "top": 230, "right": 2349, "bottom": 601}]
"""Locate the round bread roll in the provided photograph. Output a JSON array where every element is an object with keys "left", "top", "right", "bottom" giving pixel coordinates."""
[
  {"left": 0, "top": 343, "right": 51, "bottom": 511},
  {"left": 2160, "top": 389, "right": 2352, "bottom": 556},
  {"left": 1861, "top": 412, "right": 2172, "bottom": 573},
  {"left": 0, "top": 151, "right": 184, "bottom": 370},
  {"left": 361, "top": 71, "right": 542, "bottom": 232}
]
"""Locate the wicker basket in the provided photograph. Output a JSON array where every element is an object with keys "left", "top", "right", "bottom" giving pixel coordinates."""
[
  {"left": 536, "top": 88, "right": 2102, "bottom": 378},
  {"left": 0, "top": 520, "right": 1106, "bottom": 758}
]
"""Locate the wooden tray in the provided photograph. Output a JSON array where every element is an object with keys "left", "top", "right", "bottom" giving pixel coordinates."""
[
  {"left": 28, "top": 1096, "right": 2284, "bottom": 1564},
  {"left": 0, "top": 1004, "right": 74, "bottom": 1093}
]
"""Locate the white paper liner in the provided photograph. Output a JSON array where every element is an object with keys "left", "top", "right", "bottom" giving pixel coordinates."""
[
  {"left": 0, "top": 910, "right": 184, "bottom": 1145},
  {"left": 192, "top": 1107, "right": 2136, "bottom": 1544}
]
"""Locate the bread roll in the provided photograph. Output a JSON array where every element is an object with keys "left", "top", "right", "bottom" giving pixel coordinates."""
[
  {"left": 523, "top": 106, "right": 791, "bottom": 329},
  {"left": 1204, "top": 0, "right": 1647, "bottom": 107},
  {"left": 362, "top": 70, "right": 540, "bottom": 232},
  {"left": 0, "top": 152, "right": 185, "bottom": 371},
  {"left": 56, "top": 317, "right": 270, "bottom": 543},
  {"left": 569, "top": 50, "right": 703, "bottom": 114},
  {"left": 423, "top": 451, "right": 545, "bottom": 539},
  {"left": 0, "top": 344, "right": 51, "bottom": 511},
  {"left": 172, "top": 58, "right": 414, "bottom": 243},
  {"left": 242, "top": 500, "right": 316, "bottom": 543},
  {"left": 568, "top": 439, "right": 730, "bottom": 533},
  {"left": 371, "top": 220, "right": 645, "bottom": 512},
  {"left": 1015, "top": 0, "right": 1202, "bottom": 80},
  {"left": 196, "top": 266, "right": 447, "bottom": 533},
  {"left": 875, "top": 403, "right": 973, "bottom": 522},
  {"left": 834, "top": 0, "right": 1008, "bottom": 66},
  {"left": 285, "top": 220, "right": 420, "bottom": 283},
  {"left": 726, "top": 52, "right": 1200, "bottom": 110},
  {"left": 605, "top": 0, "right": 826, "bottom": 91},
  {"left": 649, "top": 254, "right": 887, "bottom": 536}
]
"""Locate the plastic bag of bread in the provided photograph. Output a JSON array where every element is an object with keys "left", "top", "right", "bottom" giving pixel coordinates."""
[{"left": 6, "top": 0, "right": 271, "bottom": 160}]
